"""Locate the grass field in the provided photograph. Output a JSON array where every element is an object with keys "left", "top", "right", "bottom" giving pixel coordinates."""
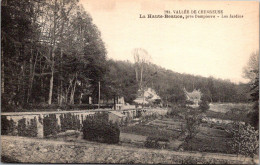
[{"left": 209, "top": 103, "right": 252, "bottom": 113}]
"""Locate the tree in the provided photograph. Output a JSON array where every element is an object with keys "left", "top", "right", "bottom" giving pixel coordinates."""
[
  {"left": 243, "top": 51, "right": 259, "bottom": 129},
  {"left": 1, "top": 0, "right": 108, "bottom": 110},
  {"left": 207, "top": 77, "right": 217, "bottom": 102},
  {"left": 103, "top": 60, "right": 138, "bottom": 104},
  {"left": 243, "top": 51, "right": 259, "bottom": 82},
  {"left": 36, "top": 0, "right": 79, "bottom": 105},
  {"left": 164, "top": 84, "right": 186, "bottom": 105},
  {"left": 1, "top": 0, "right": 40, "bottom": 109},
  {"left": 58, "top": 7, "right": 107, "bottom": 105},
  {"left": 199, "top": 94, "right": 210, "bottom": 112},
  {"left": 132, "top": 48, "right": 151, "bottom": 89},
  {"left": 226, "top": 122, "right": 259, "bottom": 158},
  {"left": 180, "top": 109, "right": 202, "bottom": 150}
]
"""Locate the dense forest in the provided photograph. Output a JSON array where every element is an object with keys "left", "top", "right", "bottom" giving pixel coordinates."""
[
  {"left": 1, "top": 0, "right": 254, "bottom": 112},
  {"left": 106, "top": 60, "right": 250, "bottom": 104}
]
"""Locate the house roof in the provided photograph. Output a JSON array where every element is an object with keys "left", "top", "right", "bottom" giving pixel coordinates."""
[
  {"left": 135, "top": 87, "right": 161, "bottom": 104},
  {"left": 184, "top": 88, "right": 202, "bottom": 100}
]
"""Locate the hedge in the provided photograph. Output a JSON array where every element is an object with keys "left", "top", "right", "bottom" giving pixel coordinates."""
[
  {"left": 1, "top": 116, "right": 15, "bottom": 135},
  {"left": 17, "top": 117, "right": 37, "bottom": 137},
  {"left": 82, "top": 113, "right": 119, "bottom": 144},
  {"left": 43, "top": 114, "right": 58, "bottom": 137},
  {"left": 60, "top": 113, "right": 81, "bottom": 132}
]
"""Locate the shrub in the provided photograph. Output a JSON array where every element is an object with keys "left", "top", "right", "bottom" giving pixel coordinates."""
[
  {"left": 82, "top": 116, "right": 120, "bottom": 144},
  {"left": 43, "top": 114, "right": 58, "bottom": 137},
  {"left": 144, "top": 136, "right": 169, "bottom": 149},
  {"left": 226, "top": 122, "right": 259, "bottom": 157},
  {"left": 199, "top": 95, "right": 210, "bottom": 112},
  {"left": 180, "top": 109, "right": 202, "bottom": 150},
  {"left": 136, "top": 110, "right": 142, "bottom": 118},
  {"left": 166, "top": 105, "right": 190, "bottom": 118},
  {"left": 60, "top": 113, "right": 81, "bottom": 132},
  {"left": 1, "top": 116, "right": 15, "bottom": 135},
  {"left": 17, "top": 117, "right": 37, "bottom": 137}
]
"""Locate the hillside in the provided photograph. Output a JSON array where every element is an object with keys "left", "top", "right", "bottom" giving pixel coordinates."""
[{"left": 106, "top": 60, "right": 250, "bottom": 104}]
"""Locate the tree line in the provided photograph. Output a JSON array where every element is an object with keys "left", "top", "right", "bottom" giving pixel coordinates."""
[
  {"left": 1, "top": 0, "right": 255, "bottom": 112},
  {"left": 106, "top": 60, "right": 250, "bottom": 105},
  {"left": 2, "top": 0, "right": 107, "bottom": 110}
]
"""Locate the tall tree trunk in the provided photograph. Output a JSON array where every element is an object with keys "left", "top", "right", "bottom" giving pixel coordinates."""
[
  {"left": 47, "top": 0, "right": 57, "bottom": 105},
  {"left": 22, "top": 60, "right": 26, "bottom": 106},
  {"left": 79, "top": 81, "right": 83, "bottom": 104},
  {"left": 70, "top": 78, "right": 77, "bottom": 104},
  {"left": 59, "top": 81, "right": 63, "bottom": 105},
  {"left": 1, "top": 44, "right": 4, "bottom": 94},
  {"left": 79, "top": 93, "right": 83, "bottom": 104},
  {"left": 135, "top": 64, "right": 139, "bottom": 82},
  {"left": 48, "top": 59, "right": 55, "bottom": 104},
  {"left": 140, "top": 64, "right": 143, "bottom": 89},
  {"left": 114, "top": 96, "right": 116, "bottom": 110},
  {"left": 69, "top": 73, "right": 77, "bottom": 104},
  {"left": 58, "top": 49, "right": 63, "bottom": 106},
  {"left": 27, "top": 50, "right": 38, "bottom": 103}
]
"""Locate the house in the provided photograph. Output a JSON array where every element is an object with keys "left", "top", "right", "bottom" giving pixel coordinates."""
[
  {"left": 133, "top": 87, "right": 162, "bottom": 106},
  {"left": 108, "top": 111, "right": 126, "bottom": 124},
  {"left": 184, "top": 88, "right": 202, "bottom": 106}
]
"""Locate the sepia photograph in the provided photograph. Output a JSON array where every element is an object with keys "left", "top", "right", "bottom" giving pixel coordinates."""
[{"left": 1, "top": 0, "right": 259, "bottom": 164}]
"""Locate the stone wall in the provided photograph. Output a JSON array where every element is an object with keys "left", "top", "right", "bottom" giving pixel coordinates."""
[
  {"left": 1, "top": 110, "right": 97, "bottom": 138},
  {"left": 1, "top": 108, "right": 168, "bottom": 138},
  {"left": 1, "top": 136, "right": 256, "bottom": 164}
]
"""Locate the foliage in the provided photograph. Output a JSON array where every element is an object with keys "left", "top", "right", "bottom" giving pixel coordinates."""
[
  {"left": 60, "top": 113, "right": 81, "bottom": 132},
  {"left": 243, "top": 51, "right": 259, "bottom": 130},
  {"left": 1, "top": 0, "right": 107, "bottom": 108},
  {"left": 243, "top": 51, "right": 259, "bottom": 81},
  {"left": 247, "top": 69, "right": 259, "bottom": 129},
  {"left": 180, "top": 109, "right": 202, "bottom": 150},
  {"left": 144, "top": 135, "right": 169, "bottom": 149},
  {"left": 141, "top": 113, "right": 158, "bottom": 121},
  {"left": 17, "top": 117, "right": 37, "bottom": 137},
  {"left": 1, "top": 0, "right": 252, "bottom": 111},
  {"left": 82, "top": 114, "right": 120, "bottom": 144},
  {"left": 43, "top": 114, "right": 58, "bottom": 137},
  {"left": 226, "top": 122, "right": 259, "bottom": 157},
  {"left": 166, "top": 105, "right": 190, "bottom": 118},
  {"left": 121, "top": 123, "right": 179, "bottom": 139},
  {"left": 1, "top": 116, "right": 15, "bottom": 135},
  {"left": 103, "top": 60, "right": 138, "bottom": 104},
  {"left": 199, "top": 94, "right": 210, "bottom": 112}
]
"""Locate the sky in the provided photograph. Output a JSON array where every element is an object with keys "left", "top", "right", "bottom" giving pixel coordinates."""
[{"left": 80, "top": 0, "right": 259, "bottom": 84}]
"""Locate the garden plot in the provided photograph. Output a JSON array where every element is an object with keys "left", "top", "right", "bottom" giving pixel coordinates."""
[
  {"left": 146, "top": 119, "right": 183, "bottom": 131},
  {"left": 121, "top": 116, "right": 233, "bottom": 153}
]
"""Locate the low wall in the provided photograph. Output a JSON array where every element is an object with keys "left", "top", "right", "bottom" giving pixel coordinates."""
[
  {"left": 1, "top": 135, "right": 256, "bottom": 164},
  {"left": 1, "top": 108, "right": 168, "bottom": 138}
]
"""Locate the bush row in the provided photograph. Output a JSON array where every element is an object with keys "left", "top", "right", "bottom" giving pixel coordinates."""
[
  {"left": 83, "top": 113, "right": 119, "bottom": 144},
  {"left": 18, "top": 118, "right": 38, "bottom": 137},
  {"left": 43, "top": 113, "right": 82, "bottom": 137},
  {"left": 1, "top": 116, "right": 38, "bottom": 137},
  {"left": 1, "top": 116, "right": 15, "bottom": 135}
]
